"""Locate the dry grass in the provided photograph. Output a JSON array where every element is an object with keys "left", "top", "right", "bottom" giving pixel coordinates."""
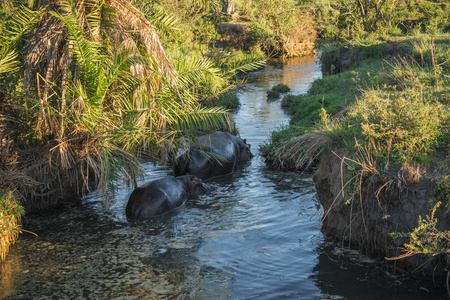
[
  {"left": 0, "top": 190, "right": 23, "bottom": 262},
  {"left": 270, "top": 131, "right": 333, "bottom": 170},
  {"left": 281, "top": 9, "right": 317, "bottom": 58}
]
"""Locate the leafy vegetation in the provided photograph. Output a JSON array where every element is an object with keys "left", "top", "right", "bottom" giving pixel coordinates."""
[
  {"left": 267, "top": 84, "right": 291, "bottom": 100},
  {"left": 267, "top": 90, "right": 281, "bottom": 100},
  {"left": 0, "top": 0, "right": 268, "bottom": 260},
  {"left": 314, "top": 0, "right": 450, "bottom": 42},
  {"left": 388, "top": 202, "right": 450, "bottom": 259},
  {"left": 263, "top": 35, "right": 450, "bottom": 169},
  {"left": 262, "top": 0, "right": 450, "bottom": 267},
  {"left": 0, "top": 190, "right": 24, "bottom": 261},
  {"left": 271, "top": 83, "right": 291, "bottom": 93},
  {"left": 435, "top": 176, "right": 450, "bottom": 208}
]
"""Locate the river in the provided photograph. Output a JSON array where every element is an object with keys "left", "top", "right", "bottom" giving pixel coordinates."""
[{"left": 1, "top": 56, "right": 447, "bottom": 299}]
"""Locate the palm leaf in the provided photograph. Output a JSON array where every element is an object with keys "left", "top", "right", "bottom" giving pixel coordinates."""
[
  {"left": 0, "top": 47, "right": 19, "bottom": 75},
  {"left": 170, "top": 106, "right": 234, "bottom": 134},
  {"left": 221, "top": 53, "right": 266, "bottom": 76},
  {"left": 3, "top": 5, "right": 43, "bottom": 45},
  {"left": 134, "top": 1, "right": 177, "bottom": 38},
  {"left": 107, "top": 0, "right": 177, "bottom": 83},
  {"left": 49, "top": 9, "right": 103, "bottom": 73},
  {"left": 171, "top": 53, "right": 226, "bottom": 97}
]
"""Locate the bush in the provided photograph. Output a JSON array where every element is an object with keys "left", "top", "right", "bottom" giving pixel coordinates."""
[
  {"left": 0, "top": 190, "right": 24, "bottom": 261},
  {"left": 389, "top": 202, "right": 450, "bottom": 259},
  {"left": 267, "top": 84, "right": 290, "bottom": 100},
  {"left": 348, "top": 90, "right": 444, "bottom": 162},
  {"left": 281, "top": 94, "right": 296, "bottom": 108},
  {"left": 267, "top": 89, "right": 280, "bottom": 100},
  {"left": 271, "top": 83, "right": 291, "bottom": 93},
  {"left": 435, "top": 176, "right": 450, "bottom": 208},
  {"left": 216, "top": 91, "right": 241, "bottom": 110}
]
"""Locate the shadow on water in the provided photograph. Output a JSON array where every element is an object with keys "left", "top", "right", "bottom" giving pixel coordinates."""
[{"left": 1, "top": 55, "right": 448, "bottom": 299}]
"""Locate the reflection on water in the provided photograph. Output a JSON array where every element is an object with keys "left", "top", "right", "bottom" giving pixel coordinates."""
[{"left": 1, "top": 56, "right": 447, "bottom": 299}]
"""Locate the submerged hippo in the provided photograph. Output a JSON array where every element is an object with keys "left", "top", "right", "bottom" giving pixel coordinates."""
[
  {"left": 126, "top": 175, "right": 209, "bottom": 219},
  {"left": 173, "top": 131, "right": 253, "bottom": 180}
]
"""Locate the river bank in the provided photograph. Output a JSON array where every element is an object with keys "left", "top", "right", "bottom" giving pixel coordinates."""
[{"left": 262, "top": 36, "right": 450, "bottom": 286}]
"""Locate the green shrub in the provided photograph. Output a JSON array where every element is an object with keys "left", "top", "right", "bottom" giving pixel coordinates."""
[
  {"left": 348, "top": 90, "right": 444, "bottom": 162},
  {"left": 0, "top": 190, "right": 24, "bottom": 261},
  {"left": 267, "top": 84, "right": 291, "bottom": 100},
  {"left": 248, "top": 22, "right": 281, "bottom": 54},
  {"left": 267, "top": 89, "right": 281, "bottom": 100},
  {"left": 389, "top": 202, "right": 449, "bottom": 259},
  {"left": 435, "top": 176, "right": 450, "bottom": 208},
  {"left": 216, "top": 91, "right": 241, "bottom": 110},
  {"left": 271, "top": 83, "right": 291, "bottom": 93},
  {"left": 281, "top": 94, "right": 296, "bottom": 108}
]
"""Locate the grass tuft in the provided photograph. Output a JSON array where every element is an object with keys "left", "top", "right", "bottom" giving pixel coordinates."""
[{"left": 0, "top": 190, "right": 24, "bottom": 262}]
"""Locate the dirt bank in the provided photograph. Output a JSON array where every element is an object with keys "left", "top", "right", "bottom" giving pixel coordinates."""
[{"left": 314, "top": 152, "right": 449, "bottom": 284}]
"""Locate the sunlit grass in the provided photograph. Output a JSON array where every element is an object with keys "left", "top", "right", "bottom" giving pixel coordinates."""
[{"left": 0, "top": 190, "right": 23, "bottom": 261}]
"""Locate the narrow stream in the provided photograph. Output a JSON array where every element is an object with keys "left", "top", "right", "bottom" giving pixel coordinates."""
[{"left": 1, "top": 56, "right": 447, "bottom": 299}]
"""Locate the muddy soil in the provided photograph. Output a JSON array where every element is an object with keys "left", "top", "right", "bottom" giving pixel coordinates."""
[{"left": 314, "top": 152, "right": 449, "bottom": 284}]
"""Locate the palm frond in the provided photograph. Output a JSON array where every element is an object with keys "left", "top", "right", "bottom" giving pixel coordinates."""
[
  {"left": 171, "top": 53, "right": 226, "bottom": 96},
  {"left": 50, "top": 9, "right": 102, "bottom": 73},
  {"left": 169, "top": 106, "right": 234, "bottom": 134},
  {"left": 3, "top": 5, "right": 43, "bottom": 45},
  {"left": 107, "top": 0, "right": 177, "bottom": 83},
  {"left": 221, "top": 53, "right": 266, "bottom": 76},
  {"left": 0, "top": 47, "right": 19, "bottom": 75},
  {"left": 135, "top": 2, "right": 177, "bottom": 38}
]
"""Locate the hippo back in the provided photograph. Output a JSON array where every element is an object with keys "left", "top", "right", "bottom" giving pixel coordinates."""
[
  {"left": 174, "top": 132, "right": 241, "bottom": 179},
  {"left": 126, "top": 177, "right": 187, "bottom": 218}
]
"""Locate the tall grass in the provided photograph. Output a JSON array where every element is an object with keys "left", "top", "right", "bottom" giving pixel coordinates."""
[
  {"left": 264, "top": 35, "right": 450, "bottom": 170},
  {"left": 0, "top": 190, "right": 23, "bottom": 262},
  {"left": 348, "top": 89, "right": 444, "bottom": 163}
]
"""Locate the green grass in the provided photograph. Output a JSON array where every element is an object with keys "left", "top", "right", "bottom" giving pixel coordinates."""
[
  {"left": 262, "top": 35, "right": 450, "bottom": 171},
  {"left": 267, "top": 89, "right": 280, "bottom": 100},
  {"left": 270, "top": 83, "right": 291, "bottom": 93},
  {"left": 280, "top": 59, "right": 380, "bottom": 127},
  {"left": 208, "top": 90, "right": 241, "bottom": 110},
  {"left": 0, "top": 189, "right": 23, "bottom": 261}
]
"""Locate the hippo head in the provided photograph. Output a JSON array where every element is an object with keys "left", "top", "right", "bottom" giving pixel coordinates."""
[
  {"left": 238, "top": 139, "right": 253, "bottom": 162},
  {"left": 188, "top": 175, "right": 210, "bottom": 196}
]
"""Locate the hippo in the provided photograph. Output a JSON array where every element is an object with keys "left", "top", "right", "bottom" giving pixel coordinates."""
[
  {"left": 125, "top": 175, "right": 209, "bottom": 219},
  {"left": 173, "top": 131, "right": 253, "bottom": 180}
]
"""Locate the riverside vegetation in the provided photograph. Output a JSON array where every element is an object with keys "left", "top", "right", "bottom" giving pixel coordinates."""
[
  {"left": 1, "top": 0, "right": 449, "bottom": 291},
  {"left": 0, "top": 1, "right": 317, "bottom": 262},
  {"left": 261, "top": 0, "right": 450, "bottom": 288}
]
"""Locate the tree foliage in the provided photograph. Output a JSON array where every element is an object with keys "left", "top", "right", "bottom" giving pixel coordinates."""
[{"left": 0, "top": 0, "right": 263, "bottom": 206}]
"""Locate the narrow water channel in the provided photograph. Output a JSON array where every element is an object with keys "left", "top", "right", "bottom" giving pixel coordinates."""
[{"left": 1, "top": 56, "right": 447, "bottom": 299}]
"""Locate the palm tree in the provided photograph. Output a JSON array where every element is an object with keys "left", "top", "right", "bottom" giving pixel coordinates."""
[{"left": 1, "top": 0, "right": 247, "bottom": 210}]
